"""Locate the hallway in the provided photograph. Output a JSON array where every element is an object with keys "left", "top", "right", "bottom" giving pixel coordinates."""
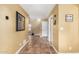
[
  {"left": 19, "top": 35, "right": 56, "bottom": 54},
  {"left": 1, "top": 4, "right": 79, "bottom": 54}
]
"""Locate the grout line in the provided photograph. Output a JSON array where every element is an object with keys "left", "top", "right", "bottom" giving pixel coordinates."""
[
  {"left": 47, "top": 39, "right": 52, "bottom": 54},
  {"left": 43, "top": 38, "right": 53, "bottom": 54}
]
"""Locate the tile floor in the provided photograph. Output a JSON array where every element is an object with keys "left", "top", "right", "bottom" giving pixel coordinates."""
[{"left": 19, "top": 35, "right": 56, "bottom": 54}]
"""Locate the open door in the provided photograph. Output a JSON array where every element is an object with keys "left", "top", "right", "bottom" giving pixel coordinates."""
[
  {"left": 42, "top": 21, "right": 48, "bottom": 37},
  {"left": 48, "top": 15, "right": 53, "bottom": 44}
]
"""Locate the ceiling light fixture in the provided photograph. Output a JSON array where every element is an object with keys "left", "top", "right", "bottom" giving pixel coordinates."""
[{"left": 37, "top": 18, "right": 41, "bottom": 22}]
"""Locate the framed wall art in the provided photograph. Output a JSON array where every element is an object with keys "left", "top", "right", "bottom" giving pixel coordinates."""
[
  {"left": 65, "top": 14, "right": 73, "bottom": 22},
  {"left": 16, "top": 11, "right": 25, "bottom": 31}
]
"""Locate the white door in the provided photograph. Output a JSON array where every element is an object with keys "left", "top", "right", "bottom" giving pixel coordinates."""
[
  {"left": 48, "top": 16, "right": 53, "bottom": 43},
  {"left": 42, "top": 21, "right": 48, "bottom": 37}
]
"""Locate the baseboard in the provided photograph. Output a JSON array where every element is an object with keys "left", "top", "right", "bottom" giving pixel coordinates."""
[
  {"left": 15, "top": 39, "right": 30, "bottom": 54},
  {"left": 49, "top": 42, "right": 58, "bottom": 53},
  {"left": 52, "top": 44, "right": 58, "bottom": 53}
]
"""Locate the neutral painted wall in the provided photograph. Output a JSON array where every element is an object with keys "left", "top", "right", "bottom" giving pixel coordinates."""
[
  {"left": 0, "top": 4, "right": 29, "bottom": 53},
  {"left": 49, "top": 4, "right": 79, "bottom": 53},
  {"left": 31, "top": 19, "right": 42, "bottom": 35},
  {"left": 31, "top": 19, "right": 48, "bottom": 36}
]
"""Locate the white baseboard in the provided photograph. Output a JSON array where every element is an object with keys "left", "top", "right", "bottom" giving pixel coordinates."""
[
  {"left": 52, "top": 44, "right": 58, "bottom": 53},
  {"left": 15, "top": 39, "right": 30, "bottom": 54},
  {"left": 50, "top": 43, "right": 58, "bottom": 53}
]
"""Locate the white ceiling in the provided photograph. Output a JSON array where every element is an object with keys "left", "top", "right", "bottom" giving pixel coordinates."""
[{"left": 20, "top": 4, "right": 55, "bottom": 20}]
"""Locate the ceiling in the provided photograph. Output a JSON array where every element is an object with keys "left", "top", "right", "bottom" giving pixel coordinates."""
[{"left": 20, "top": 4, "right": 55, "bottom": 20}]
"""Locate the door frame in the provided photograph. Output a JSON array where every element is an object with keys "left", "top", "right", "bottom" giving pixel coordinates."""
[{"left": 48, "top": 15, "right": 53, "bottom": 43}]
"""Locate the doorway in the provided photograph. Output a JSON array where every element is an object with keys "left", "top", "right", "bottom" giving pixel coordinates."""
[
  {"left": 42, "top": 21, "right": 48, "bottom": 37},
  {"left": 48, "top": 15, "right": 53, "bottom": 44}
]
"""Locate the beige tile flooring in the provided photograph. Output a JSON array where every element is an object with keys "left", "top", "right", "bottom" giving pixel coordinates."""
[{"left": 19, "top": 35, "right": 56, "bottom": 54}]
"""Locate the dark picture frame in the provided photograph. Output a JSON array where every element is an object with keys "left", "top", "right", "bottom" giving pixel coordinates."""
[
  {"left": 65, "top": 14, "right": 73, "bottom": 22},
  {"left": 16, "top": 11, "right": 25, "bottom": 31}
]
